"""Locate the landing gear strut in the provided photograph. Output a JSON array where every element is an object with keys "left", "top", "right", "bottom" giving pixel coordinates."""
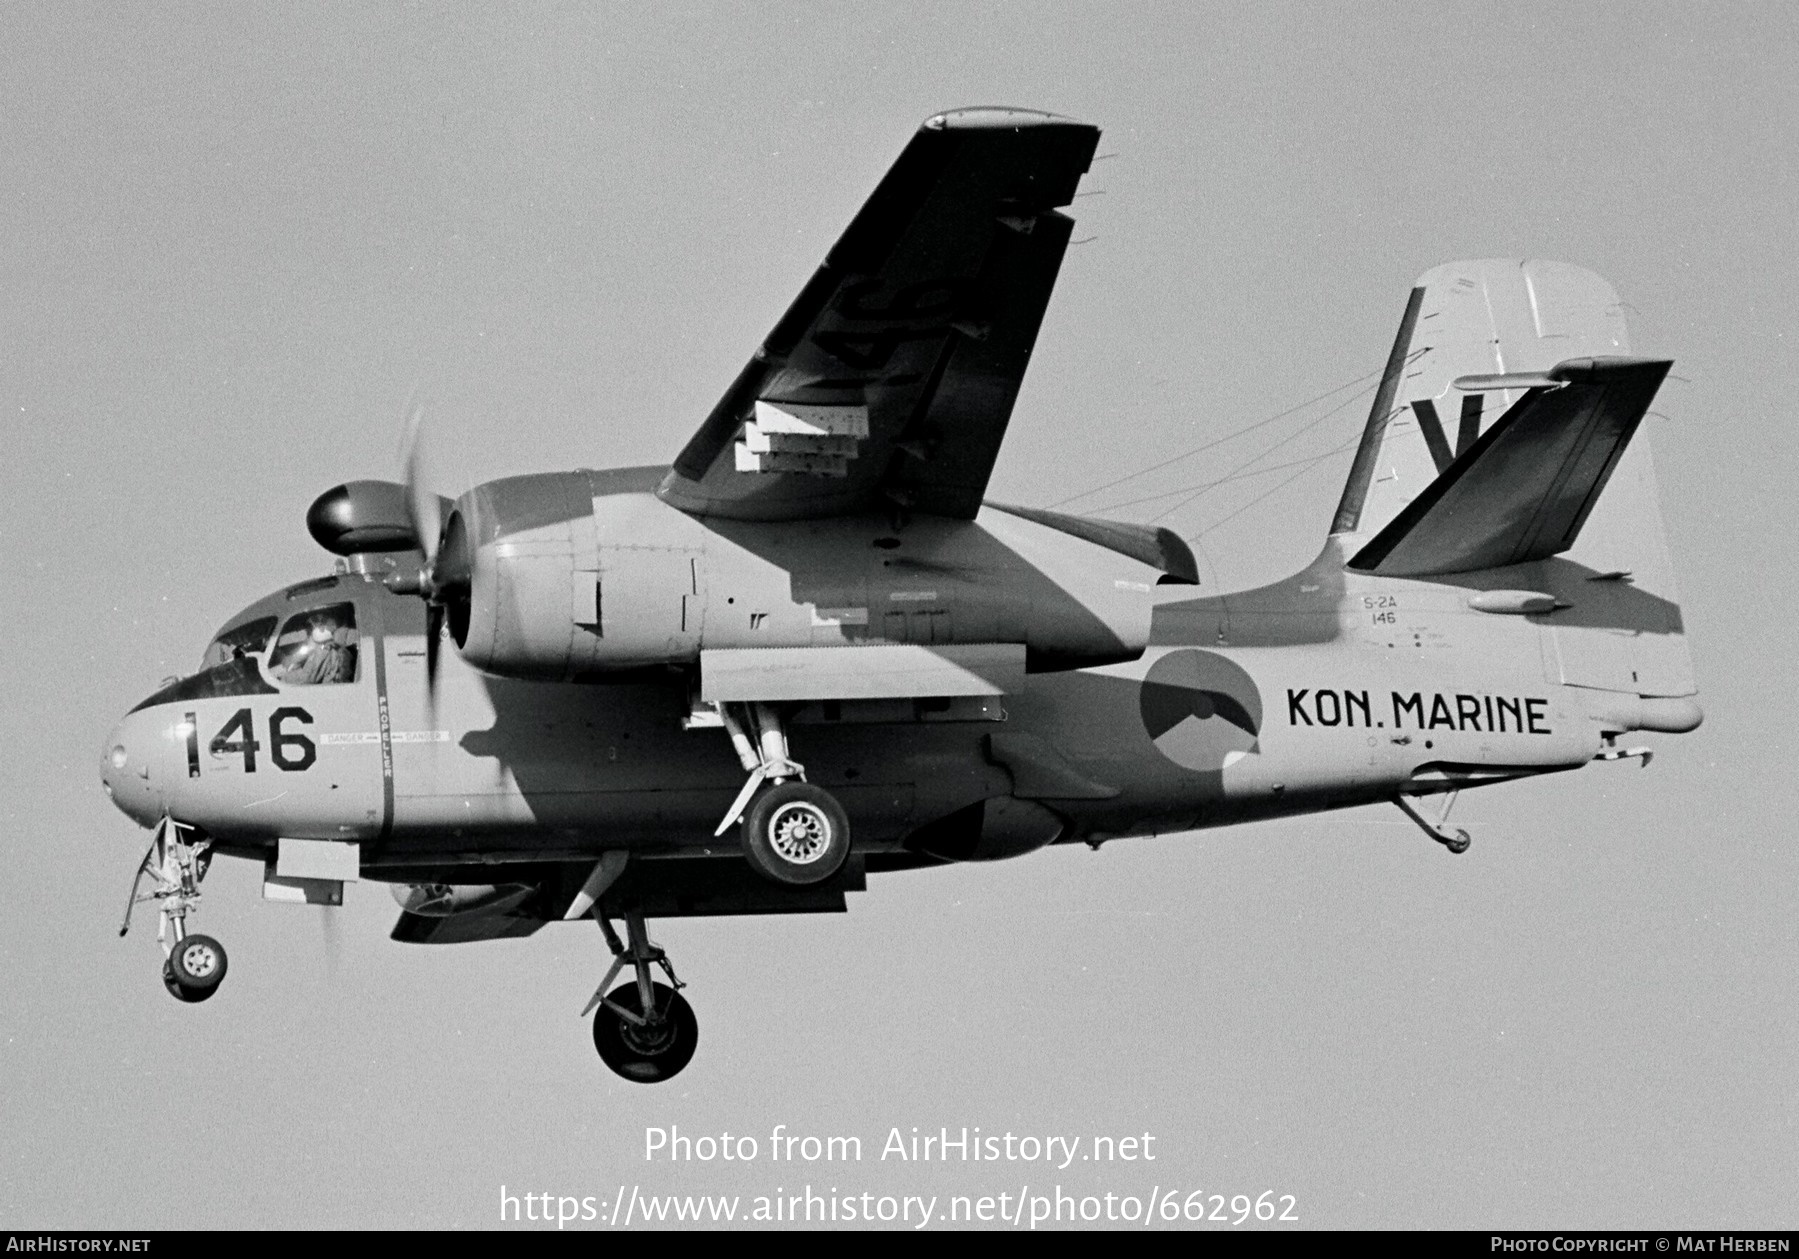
[
  {"left": 581, "top": 911, "right": 698, "bottom": 1083},
  {"left": 121, "top": 816, "right": 229, "bottom": 1002},
  {"left": 712, "top": 702, "right": 850, "bottom": 885}
]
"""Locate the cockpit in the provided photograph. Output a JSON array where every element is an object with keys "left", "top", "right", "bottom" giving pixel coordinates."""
[
  {"left": 132, "top": 580, "right": 368, "bottom": 713},
  {"left": 203, "top": 602, "right": 360, "bottom": 686},
  {"left": 197, "top": 616, "right": 273, "bottom": 670},
  {"left": 266, "top": 602, "right": 359, "bottom": 684}
]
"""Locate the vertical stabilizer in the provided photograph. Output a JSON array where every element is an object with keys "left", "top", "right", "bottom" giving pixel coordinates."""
[
  {"left": 1333, "top": 260, "right": 1694, "bottom": 700},
  {"left": 1334, "top": 260, "right": 1631, "bottom": 541}
]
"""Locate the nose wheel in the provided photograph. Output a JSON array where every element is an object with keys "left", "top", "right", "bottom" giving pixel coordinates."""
[
  {"left": 121, "top": 817, "right": 229, "bottom": 1003},
  {"left": 581, "top": 911, "right": 698, "bottom": 1082},
  {"left": 163, "top": 952, "right": 224, "bottom": 1003}
]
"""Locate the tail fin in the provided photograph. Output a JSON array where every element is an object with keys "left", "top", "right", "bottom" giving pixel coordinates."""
[{"left": 1332, "top": 260, "right": 1695, "bottom": 700}]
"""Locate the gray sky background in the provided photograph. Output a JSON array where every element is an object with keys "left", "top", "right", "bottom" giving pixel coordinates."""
[{"left": 2, "top": 1, "right": 1794, "bottom": 1230}]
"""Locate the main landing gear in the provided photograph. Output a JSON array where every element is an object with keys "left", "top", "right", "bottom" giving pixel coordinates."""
[
  {"left": 582, "top": 911, "right": 697, "bottom": 1083},
  {"left": 713, "top": 702, "right": 850, "bottom": 885},
  {"left": 121, "top": 816, "right": 230, "bottom": 1003}
]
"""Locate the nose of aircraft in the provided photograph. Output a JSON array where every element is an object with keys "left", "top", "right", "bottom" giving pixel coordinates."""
[{"left": 101, "top": 707, "right": 173, "bottom": 828}]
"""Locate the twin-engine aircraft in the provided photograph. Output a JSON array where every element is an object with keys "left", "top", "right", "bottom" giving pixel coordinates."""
[{"left": 103, "top": 108, "right": 1698, "bottom": 1082}]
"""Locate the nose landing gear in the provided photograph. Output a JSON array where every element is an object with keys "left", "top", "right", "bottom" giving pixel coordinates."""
[
  {"left": 581, "top": 911, "right": 698, "bottom": 1083},
  {"left": 162, "top": 934, "right": 227, "bottom": 1003},
  {"left": 121, "top": 817, "right": 229, "bottom": 1003}
]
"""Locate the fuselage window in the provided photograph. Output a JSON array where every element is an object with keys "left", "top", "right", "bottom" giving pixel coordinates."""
[
  {"left": 268, "top": 603, "right": 360, "bottom": 685},
  {"left": 199, "top": 616, "right": 278, "bottom": 670}
]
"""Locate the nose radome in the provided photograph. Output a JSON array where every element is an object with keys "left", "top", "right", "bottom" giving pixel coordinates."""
[
  {"left": 101, "top": 722, "right": 127, "bottom": 792},
  {"left": 101, "top": 713, "right": 165, "bottom": 829}
]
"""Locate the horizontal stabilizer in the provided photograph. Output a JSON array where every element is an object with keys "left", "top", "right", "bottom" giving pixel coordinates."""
[{"left": 1348, "top": 357, "right": 1671, "bottom": 577}]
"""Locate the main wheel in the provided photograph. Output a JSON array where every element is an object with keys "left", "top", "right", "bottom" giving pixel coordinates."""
[
  {"left": 162, "top": 962, "right": 217, "bottom": 1003},
  {"left": 740, "top": 781, "right": 851, "bottom": 886},
  {"left": 1445, "top": 829, "right": 1472, "bottom": 854},
  {"left": 168, "top": 934, "right": 228, "bottom": 991},
  {"left": 592, "top": 982, "right": 698, "bottom": 1083}
]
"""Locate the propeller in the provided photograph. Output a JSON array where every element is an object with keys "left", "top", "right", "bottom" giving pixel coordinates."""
[
  {"left": 401, "top": 403, "right": 442, "bottom": 575},
  {"left": 318, "top": 902, "right": 341, "bottom": 979},
  {"left": 401, "top": 406, "right": 447, "bottom": 692},
  {"left": 386, "top": 403, "right": 471, "bottom": 702}
]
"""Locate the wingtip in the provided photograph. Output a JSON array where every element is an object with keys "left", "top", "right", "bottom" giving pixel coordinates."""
[
  {"left": 923, "top": 106, "right": 1090, "bottom": 132},
  {"left": 1548, "top": 356, "right": 1675, "bottom": 380}
]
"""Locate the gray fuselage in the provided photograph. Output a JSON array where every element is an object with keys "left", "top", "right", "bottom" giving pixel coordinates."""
[{"left": 103, "top": 515, "right": 1682, "bottom": 879}]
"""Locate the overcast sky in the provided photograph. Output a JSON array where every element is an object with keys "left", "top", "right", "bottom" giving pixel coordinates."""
[{"left": 2, "top": 1, "right": 1794, "bottom": 1229}]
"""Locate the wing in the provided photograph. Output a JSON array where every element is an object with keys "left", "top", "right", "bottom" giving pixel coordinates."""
[
  {"left": 389, "top": 908, "right": 547, "bottom": 944},
  {"left": 657, "top": 108, "right": 1101, "bottom": 522},
  {"left": 984, "top": 502, "right": 1201, "bottom": 584}
]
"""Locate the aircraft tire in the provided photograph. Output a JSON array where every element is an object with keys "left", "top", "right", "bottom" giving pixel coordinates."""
[
  {"left": 168, "top": 933, "right": 228, "bottom": 992},
  {"left": 1446, "top": 829, "right": 1472, "bottom": 854},
  {"left": 741, "top": 782, "right": 851, "bottom": 886},
  {"left": 592, "top": 982, "right": 698, "bottom": 1083},
  {"left": 162, "top": 962, "right": 218, "bottom": 1003}
]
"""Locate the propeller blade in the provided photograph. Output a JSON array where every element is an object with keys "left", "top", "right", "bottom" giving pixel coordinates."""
[
  {"left": 394, "top": 394, "right": 461, "bottom": 710},
  {"left": 400, "top": 403, "right": 441, "bottom": 566},
  {"left": 425, "top": 601, "right": 444, "bottom": 702},
  {"left": 319, "top": 903, "right": 341, "bottom": 978}
]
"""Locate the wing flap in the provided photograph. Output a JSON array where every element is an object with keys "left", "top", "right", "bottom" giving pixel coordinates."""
[
  {"left": 597, "top": 856, "right": 864, "bottom": 917},
  {"left": 701, "top": 642, "right": 1025, "bottom": 702},
  {"left": 1347, "top": 357, "right": 1671, "bottom": 577}
]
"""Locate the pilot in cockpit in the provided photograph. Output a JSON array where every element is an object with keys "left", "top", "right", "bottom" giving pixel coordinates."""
[{"left": 275, "top": 609, "right": 357, "bottom": 685}]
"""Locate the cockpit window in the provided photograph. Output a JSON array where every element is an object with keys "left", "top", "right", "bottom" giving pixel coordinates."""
[
  {"left": 267, "top": 603, "right": 360, "bottom": 685},
  {"left": 199, "top": 616, "right": 278, "bottom": 671},
  {"left": 130, "top": 656, "right": 278, "bottom": 713}
]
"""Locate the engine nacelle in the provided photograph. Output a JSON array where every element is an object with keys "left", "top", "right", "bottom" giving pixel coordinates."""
[{"left": 442, "top": 469, "right": 1159, "bottom": 684}]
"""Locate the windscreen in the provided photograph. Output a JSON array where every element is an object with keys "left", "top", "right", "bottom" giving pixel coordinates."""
[{"left": 198, "top": 616, "right": 277, "bottom": 670}]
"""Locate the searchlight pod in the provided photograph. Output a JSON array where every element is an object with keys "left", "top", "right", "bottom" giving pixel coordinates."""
[{"left": 305, "top": 480, "right": 447, "bottom": 573}]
